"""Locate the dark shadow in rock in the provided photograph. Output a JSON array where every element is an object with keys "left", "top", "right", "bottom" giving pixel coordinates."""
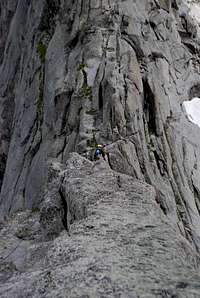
[
  {"left": 143, "top": 78, "right": 157, "bottom": 136},
  {"left": 189, "top": 84, "right": 200, "bottom": 99},
  {"left": 0, "top": 153, "right": 6, "bottom": 191}
]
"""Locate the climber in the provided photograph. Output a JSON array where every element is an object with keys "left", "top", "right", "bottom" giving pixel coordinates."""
[{"left": 94, "top": 144, "right": 107, "bottom": 161}]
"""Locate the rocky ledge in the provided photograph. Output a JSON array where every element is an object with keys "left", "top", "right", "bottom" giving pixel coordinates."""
[{"left": 0, "top": 153, "right": 200, "bottom": 297}]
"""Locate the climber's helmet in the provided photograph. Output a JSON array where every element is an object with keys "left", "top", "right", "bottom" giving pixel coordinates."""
[{"left": 97, "top": 144, "right": 103, "bottom": 148}]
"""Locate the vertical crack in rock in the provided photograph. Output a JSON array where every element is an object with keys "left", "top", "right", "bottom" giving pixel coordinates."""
[
  {"left": 98, "top": 83, "right": 104, "bottom": 111},
  {"left": 0, "top": 153, "right": 6, "bottom": 190},
  {"left": 143, "top": 78, "right": 157, "bottom": 136},
  {"left": 58, "top": 187, "right": 70, "bottom": 235},
  {"left": 194, "top": 186, "right": 200, "bottom": 215}
]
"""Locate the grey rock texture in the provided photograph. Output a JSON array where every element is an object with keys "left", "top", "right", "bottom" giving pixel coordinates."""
[
  {"left": 0, "top": 0, "right": 18, "bottom": 64},
  {"left": 1, "top": 153, "right": 200, "bottom": 297},
  {"left": 0, "top": 0, "right": 18, "bottom": 189},
  {"left": 1, "top": 0, "right": 200, "bottom": 295},
  {"left": 0, "top": 0, "right": 200, "bottom": 251}
]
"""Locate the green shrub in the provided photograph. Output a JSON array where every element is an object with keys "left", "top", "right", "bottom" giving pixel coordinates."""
[
  {"left": 77, "top": 63, "right": 87, "bottom": 71},
  {"left": 37, "top": 93, "right": 43, "bottom": 115},
  {"left": 81, "top": 84, "right": 92, "bottom": 97},
  {"left": 37, "top": 42, "right": 47, "bottom": 64}
]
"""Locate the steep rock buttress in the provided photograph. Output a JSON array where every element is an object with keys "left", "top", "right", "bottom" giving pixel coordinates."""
[{"left": 1, "top": 153, "right": 200, "bottom": 297}]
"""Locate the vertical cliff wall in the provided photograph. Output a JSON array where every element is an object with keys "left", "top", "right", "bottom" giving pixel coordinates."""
[
  {"left": 0, "top": 0, "right": 18, "bottom": 188},
  {"left": 1, "top": 0, "right": 200, "bottom": 252}
]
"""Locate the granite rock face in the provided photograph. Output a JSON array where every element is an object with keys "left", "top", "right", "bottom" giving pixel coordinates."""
[
  {"left": 1, "top": 153, "right": 200, "bottom": 297},
  {"left": 1, "top": 0, "right": 200, "bottom": 295},
  {"left": 0, "top": 0, "right": 18, "bottom": 189}
]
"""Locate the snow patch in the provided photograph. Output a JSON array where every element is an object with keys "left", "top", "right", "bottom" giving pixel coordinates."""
[{"left": 183, "top": 97, "right": 200, "bottom": 128}]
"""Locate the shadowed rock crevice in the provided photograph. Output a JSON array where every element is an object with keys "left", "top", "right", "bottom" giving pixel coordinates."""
[
  {"left": 58, "top": 187, "right": 70, "bottom": 234},
  {"left": 98, "top": 83, "right": 104, "bottom": 111},
  {"left": 38, "top": 0, "right": 61, "bottom": 35},
  {"left": 189, "top": 84, "right": 200, "bottom": 99},
  {"left": 143, "top": 78, "right": 157, "bottom": 136},
  {"left": 0, "top": 154, "right": 6, "bottom": 190},
  {"left": 155, "top": 188, "right": 168, "bottom": 215}
]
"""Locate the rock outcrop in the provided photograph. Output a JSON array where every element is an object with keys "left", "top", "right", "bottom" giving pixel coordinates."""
[{"left": 1, "top": 153, "right": 200, "bottom": 297}]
